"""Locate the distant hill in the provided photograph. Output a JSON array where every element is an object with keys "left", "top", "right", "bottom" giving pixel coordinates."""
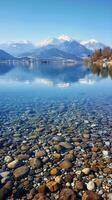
[
  {"left": 0, "top": 36, "right": 109, "bottom": 62},
  {"left": 21, "top": 47, "right": 81, "bottom": 61},
  {"left": 0, "top": 41, "right": 35, "bottom": 56},
  {"left": 80, "top": 39, "right": 106, "bottom": 51},
  {"left": 0, "top": 49, "right": 15, "bottom": 60}
]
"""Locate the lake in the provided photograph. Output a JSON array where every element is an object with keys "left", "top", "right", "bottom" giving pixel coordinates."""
[{"left": 0, "top": 62, "right": 112, "bottom": 199}]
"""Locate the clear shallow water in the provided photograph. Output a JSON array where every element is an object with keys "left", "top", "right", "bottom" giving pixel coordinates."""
[
  {"left": 0, "top": 62, "right": 112, "bottom": 133},
  {"left": 0, "top": 62, "right": 112, "bottom": 199}
]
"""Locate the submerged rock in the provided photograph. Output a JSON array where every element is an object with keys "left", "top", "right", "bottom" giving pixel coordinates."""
[
  {"left": 13, "top": 166, "right": 29, "bottom": 180},
  {"left": 82, "top": 191, "right": 100, "bottom": 200},
  {"left": 59, "top": 188, "right": 76, "bottom": 200}
]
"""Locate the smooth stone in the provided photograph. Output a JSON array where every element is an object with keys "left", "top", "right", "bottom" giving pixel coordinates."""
[
  {"left": 60, "top": 160, "right": 72, "bottom": 170},
  {"left": 13, "top": 165, "right": 29, "bottom": 180},
  {"left": 82, "top": 130, "right": 90, "bottom": 139},
  {"left": 108, "top": 193, "right": 112, "bottom": 200},
  {"left": 35, "top": 150, "right": 46, "bottom": 158},
  {"left": 103, "top": 167, "right": 112, "bottom": 174},
  {"left": 4, "top": 156, "right": 12, "bottom": 163},
  {"left": 33, "top": 193, "right": 49, "bottom": 200},
  {"left": 21, "top": 145, "right": 29, "bottom": 152},
  {"left": 7, "top": 160, "right": 19, "bottom": 169},
  {"left": 82, "top": 168, "right": 90, "bottom": 175},
  {"left": 105, "top": 141, "right": 110, "bottom": 146},
  {"left": 0, "top": 181, "right": 13, "bottom": 199},
  {"left": 55, "top": 176, "right": 61, "bottom": 184},
  {"left": 0, "top": 171, "right": 10, "bottom": 178},
  {"left": 82, "top": 191, "right": 100, "bottom": 200},
  {"left": 95, "top": 179, "right": 102, "bottom": 187},
  {"left": 59, "top": 188, "right": 76, "bottom": 200},
  {"left": 29, "top": 158, "right": 42, "bottom": 169},
  {"left": 52, "top": 136, "right": 65, "bottom": 142},
  {"left": 17, "top": 154, "right": 29, "bottom": 160},
  {"left": 64, "top": 153, "right": 74, "bottom": 161},
  {"left": 1, "top": 177, "right": 10, "bottom": 184},
  {"left": 102, "top": 150, "right": 108, "bottom": 157},
  {"left": 59, "top": 142, "right": 73, "bottom": 149},
  {"left": 53, "top": 153, "right": 61, "bottom": 160},
  {"left": 87, "top": 181, "right": 95, "bottom": 190},
  {"left": 50, "top": 168, "right": 58, "bottom": 176}
]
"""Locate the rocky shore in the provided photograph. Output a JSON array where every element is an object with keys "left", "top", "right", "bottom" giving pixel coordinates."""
[{"left": 0, "top": 97, "right": 112, "bottom": 200}]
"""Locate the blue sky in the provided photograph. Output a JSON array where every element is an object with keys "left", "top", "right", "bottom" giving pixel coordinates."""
[{"left": 0, "top": 0, "right": 112, "bottom": 45}]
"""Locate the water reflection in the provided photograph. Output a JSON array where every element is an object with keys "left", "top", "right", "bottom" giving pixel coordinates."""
[
  {"left": 0, "top": 62, "right": 96, "bottom": 86},
  {"left": 0, "top": 62, "right": 112, "bottom": 87},
  {"left": 90, "top": 64, "right": 112, "bottom": 79},
  {"left": 0, "top": 63, "right": 15, "bottom": 75}
]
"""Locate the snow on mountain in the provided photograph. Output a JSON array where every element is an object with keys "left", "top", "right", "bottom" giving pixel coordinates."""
[
  {"left": 80, "top": 39, "right": 106, "bottom": 51},
  {"left": 39, "top": 38, "right": 60, "bottom": 47},
  {"left": 57, "top": 40, "right": 91, "bottom": 57},
  {"left": 37, "top": 35, "right": 91, "bottom": 58},
  {"left": 39, "top": 35, "right": 73, "bottom": 47},
  {"left": 58, "top": 35, "right": 73, "bottom": 42},
  {"left": 0, "top": 36, "right": 107, "bottom": 61},
  {"left": 0, "top": 41, "right": 36, "bottom": 56}
]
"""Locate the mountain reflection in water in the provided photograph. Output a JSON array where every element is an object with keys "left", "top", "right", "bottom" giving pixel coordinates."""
[{"left": 0, "top": 62, "right": 100, "bottom": 85}]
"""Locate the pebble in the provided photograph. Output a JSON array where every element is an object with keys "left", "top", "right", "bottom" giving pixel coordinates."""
[
  {"left": 46, "top": 181, "right": 58, "bottom": 192},
  {"left": 60, "top": 160, "right": 72, "bottom": 170},
  {"left": 82, "top": 168, "right": 90, "bottom": 175},
  {"left": 4, "top": 156, "right": 12, "bottom": 163},
  {"left": 13, "top": 165, "right": 29, "bottom": 180},
  {"left": 0, "top": 171, "right": 10, "bottom": 178},
  {"left": 82, "top": 191, "right": 100, "bottom": 200},
  {"left": 7, "top": 160, "right": 19, "bottom": 169},
  {"left": 50, "top": 168, "right": 59, "bottom": 176},
  {"left": 29, "top": 158, "right": 42, "bottom": 169},
  {"left": 87, "top": 181, "right": 95, "bottom": 191},
  {"left": 59, "top": 188, "right": 76, "bottom": 200}
]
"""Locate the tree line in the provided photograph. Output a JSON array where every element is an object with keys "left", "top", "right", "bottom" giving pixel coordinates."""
[{"left": 91, "top": 47, "right": 112, "bottom": 62}]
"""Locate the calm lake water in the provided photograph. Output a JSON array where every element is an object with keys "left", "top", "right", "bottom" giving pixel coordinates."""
[
  {"left": 0, "top": 62, "right": 112, "bottom": 199},
  {"left": 0, "top": 62, "right": 112, "bottom": 134}
]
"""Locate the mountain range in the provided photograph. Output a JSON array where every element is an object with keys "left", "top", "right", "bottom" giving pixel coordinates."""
[
  {"left": 0, "top": 35, "right": 108, "bottom": 61},
  {"left": 80, "top": 39, "right": 106, "bottom": 51},
  {"left": 0, "top": 49, "right": 15, "bottom": 60}
]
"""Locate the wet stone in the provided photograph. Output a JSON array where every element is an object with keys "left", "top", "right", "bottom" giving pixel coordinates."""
[
  {"left": 13, "top": 165, "right": 29, "bottom": 180},
  {"left": 29, "top": 158, "right": 42, "bottom": 169},
  {"left": 59, "top": 188, "right": 76, "bottom": 200},
  {"left": 60, "top": 160, "right": 72, "bottom": 170},
  {"left": 82, "top": 191, "right": 100, "bottom": 200}
]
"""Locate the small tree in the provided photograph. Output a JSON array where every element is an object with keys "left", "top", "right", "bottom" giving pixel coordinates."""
[{"left": 102, "top": 47, "right": 112, "bottom": 59}]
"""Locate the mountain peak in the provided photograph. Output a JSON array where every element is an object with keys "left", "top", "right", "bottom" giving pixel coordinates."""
[
  {"left": 58, "top": 35, "right": 72, "bottom": 42},
  {"left": 81, "top": 39, "right": 98, "bottom": 45},
  {"left": 39, "top": 35, "right": 73, "bottom": 47},
  {"left": 80, "top": 39, "right": 106, "bottom": 51},
  {"left": 39, "top": 37, "right": 59, "bottom": 47}
]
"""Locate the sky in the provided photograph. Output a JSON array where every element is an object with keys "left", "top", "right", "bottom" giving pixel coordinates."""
[{"left": 0, "top": 0, "right": 112, "bottom": 46}]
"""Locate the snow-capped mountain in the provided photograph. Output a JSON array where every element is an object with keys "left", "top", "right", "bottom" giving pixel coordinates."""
[
  {"left": 0, "top": 41, "right": 36, "bottom": 56},
  {"left": 22, "top": 35, "right": 91, "bottom": 60},
  {"left": 80, "top": 39, "right": 106, "bottom": 51},
  {"left": 39, "top": 35, "right": 73, "bottom": 47},
  {"left": 0, "top": 36, "right": 107, "bottom": 61}
]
